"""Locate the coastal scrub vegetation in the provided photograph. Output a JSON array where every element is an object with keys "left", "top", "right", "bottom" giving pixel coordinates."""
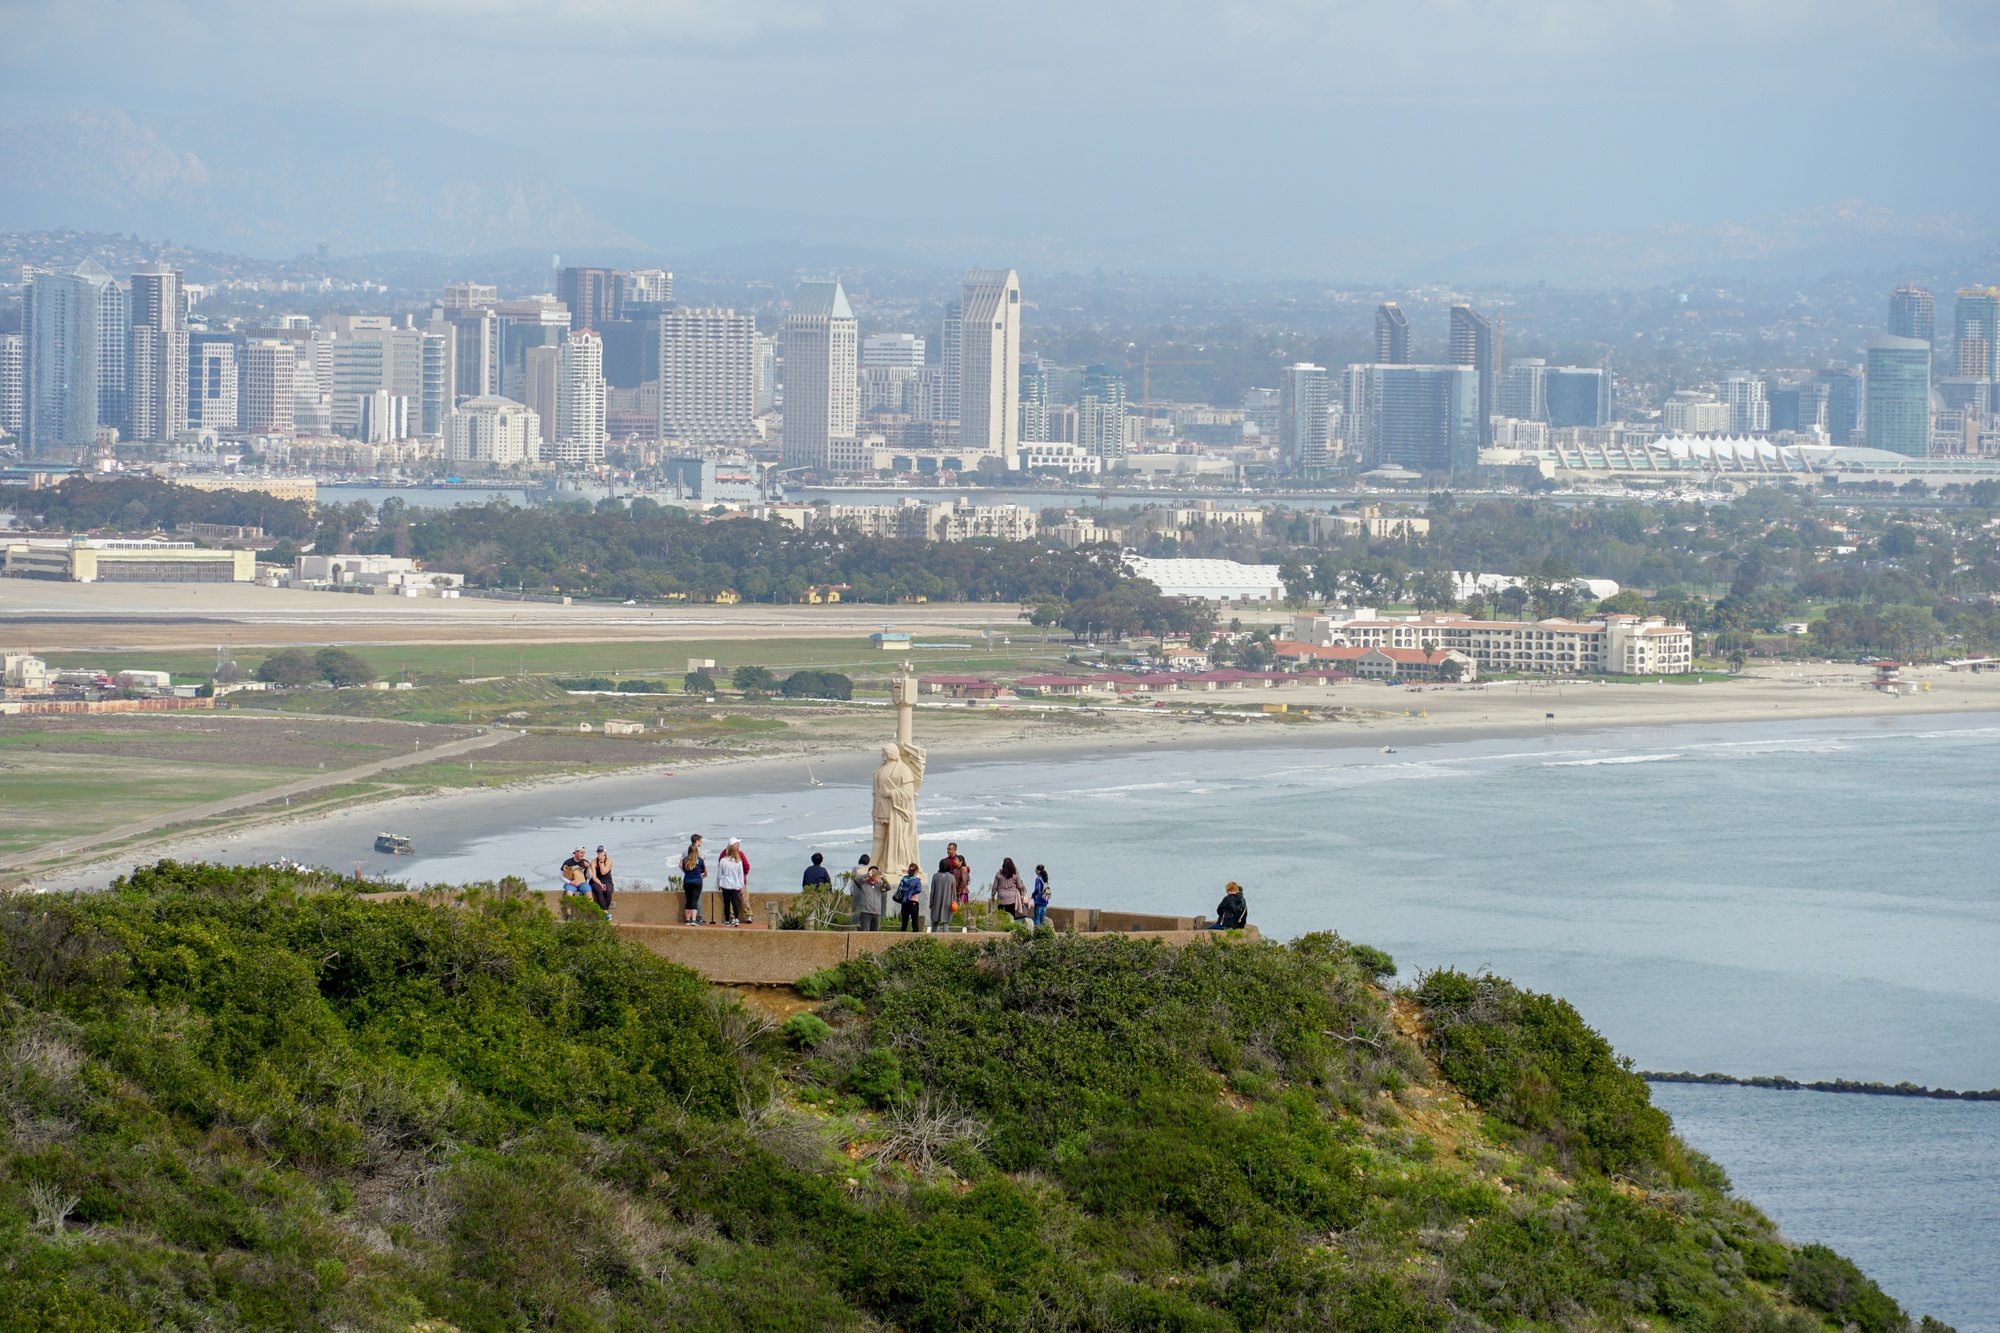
[{"left": 0, "top": 862, "right": 1943, "bottom": 1332}]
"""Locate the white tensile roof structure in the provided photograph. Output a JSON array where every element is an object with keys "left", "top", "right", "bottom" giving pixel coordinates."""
[{"left": 1124, "top": 555, "right": 1287, "bottom": 602}]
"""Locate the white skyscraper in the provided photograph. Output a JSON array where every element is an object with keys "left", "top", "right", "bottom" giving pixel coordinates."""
[
  {"left": 862, "top": 332, "right": 925, "bottom": 368},
  {"left": 1723, "top": 377, "right": 1771, "bottom": 434},
  {"left": 555, "top": 331, "right": 607, "bottom": 464},
  {"left": 625, "top": 269, "right": 673, "bottom": 304},
  {"left": 1278, "top": 363, "right": 1332, "bottom": 471},
  {"left": 782, "top": 279, "right": 859, "bottom": 471},
  {"left": 241, "top": 340, "right": 297, "bottom": 434},
  {"left": 956, "top": 269, "right": 1020, "bottom": 463},
  {"left": 448, "top": 396, "right": 541, "bottom": 465},
  {"left": 0, "top": 334, "right": 22, "bottom": 438},
  {"left": 128, "top": 262, "right": 188, "bottom": 443},
  {"left": 24, "top": 260, "right": 114, "bottom": 454},
  {"left": 659, "top": 308, "right": 759, "bottom": 442},
  {"left": 188, "top": 340, "right": 239, "bottom": 431}
]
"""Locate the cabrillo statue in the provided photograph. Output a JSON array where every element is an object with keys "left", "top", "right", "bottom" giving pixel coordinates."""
[{"left": 870, "top": 662, "right": 926, "bottom": 875}]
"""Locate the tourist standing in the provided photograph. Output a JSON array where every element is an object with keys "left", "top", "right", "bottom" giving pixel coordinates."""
[
  {"left": 716, "top": 837, "right": 750, "bottom": 926},
  {"left": 1209, "top": 882, "right": 1248, "bottom": 930},
  {"left": 802, "top": 852, "right": 832, "bottom": 889},
  {"left": 851, "top": 861, "right": 885, "bottom": 932},
  {"left": 678, "top": 835, "right": 706, "bottom": 924},
  {"left": 895, "top": 863, "right": 925, "bottom": 932},
  {"left": 589, "top": 845, "right": 616, "bottom": 915},
  {"left": 1031, "top": 864, "right": 1051, "bottom": 928},
  {"left": 989, "top": 858, "right": 1029, "bottom": 921},
  {"left": 927, "top": 861, "right": 957, "bottom": 932},
  {"left": 940, "top": 842, "right": 971, "bottom": 909}
]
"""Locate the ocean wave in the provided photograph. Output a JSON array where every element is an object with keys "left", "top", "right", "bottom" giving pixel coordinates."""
[{"left": 1541, "top": 754, "right": 1682, "bottom": 767}]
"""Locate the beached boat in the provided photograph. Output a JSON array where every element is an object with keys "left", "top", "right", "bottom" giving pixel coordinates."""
[{"left": 373, "top": 833, "right": 414, "bottom": 855}]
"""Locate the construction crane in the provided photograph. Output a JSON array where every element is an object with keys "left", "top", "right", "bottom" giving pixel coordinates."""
[{"left": 1125, "top": 351, "right": 1212, "bottom": 441}]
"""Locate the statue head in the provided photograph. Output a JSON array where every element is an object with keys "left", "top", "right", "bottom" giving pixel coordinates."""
[{"left": 880, "top": 743, "right": 899, "bottom": 762}]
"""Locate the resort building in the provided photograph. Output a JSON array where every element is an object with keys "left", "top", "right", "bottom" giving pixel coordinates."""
[{"left": 1283, "top": 611, "right": 1694, "bottom": 675}]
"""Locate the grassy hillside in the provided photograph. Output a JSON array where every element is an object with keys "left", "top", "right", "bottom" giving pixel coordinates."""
[{"left": 0, "top": 864, "right": 1944, "bottom": 1332}]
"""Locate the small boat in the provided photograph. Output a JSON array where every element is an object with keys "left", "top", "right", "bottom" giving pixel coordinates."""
[
  {"left": 806, "top": 763, "right": 823, "bottom": 788},
  {"left": 374, "top": 833, "right": 414, "bottom": 855}
]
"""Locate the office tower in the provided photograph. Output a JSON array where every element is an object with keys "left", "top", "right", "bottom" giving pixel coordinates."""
[
  {"left": 1448, "top": 304, "right": 1495, "bottom": 445},
  {"left": 862, "top": 332, "right": 926, "bottom": 368},
  {"left": 447, "top": 396, "right": 541, "bottom": 465},
  {"left": 1723, "top": 377, "right": 1770, "bottom": 434},
  {"left": 1865, "top": 333, "right": 1931, "bottom": 457},
  {"left": 24, "top": 260, "right": 114, "bottom": 454},
  {"left": 522, "top": 345, "right": 560, "bottom": 444},
  {"left": 659, "top": 308, "right": 758, "bottom": 442},
  {"left": 1018, "top": 357, "right": 1049, "bottom": 442},
  {"left": 128, "top": 262, "right": 188, "bottom": 442},
  {"left": 1767, "top": 385, "right": 1802, "bottom": 432},
  {"left": 957, "top": 269, "right": 1020, "bottom": 461},
  {"left": 325, "top": 327, "right": 446, "bottom": 438},
  {"left": 187, "top": 338, "right": 238, "bottom": 431},
  {"left": 938, "top": 298, "right": 962, "bottom": 432},
  {"left": 755, "top": 334, "right": 777, "bottom": 414},
  {"left": 1374, "top": 303, "right": 1411, "bottom": 365},
  {"left": 241, "top": 341, "right": 297, "bottom": 433},
  {"left": 417, "top": 330, "right": 450, "bottom": 435},
  {"left": 1277, "top": 363, "right": 1331, "bottom": 470},
  {"left": 781, "top": 279, "right": 859, "bottom": 470},
  {"left": 1813, "top": 364, "right": 1864, "bottom": 444},
  {"left": 556, "top": 267, "right": 624, "bottom": 332},
  {"left": 1955, "top": 288, "right": 2000, "bottom": 379},
  {"left": 442, "top": 282, "right": 497, "bottom": 311},
  {"left": 495, "top": 296, "right": 571, "bottom": 398},
  {"left": 437, "top": 306, "right": 498, "bottom": 400},
  {"left": 1889, "top": 286, "right": 1934, "bottom": 344},
  {"left": 1500, "top": 361, "right": 1611, "bottom": 428},
  {"left": 97, "top": 277, "right": 128, "bottom": 435},
  {"left": 1077, "top": 364, "right": 1126, "bottom": 460},
  {"left": 0, "top": 334, "right": 21, "bottom": 437},
  {"left": 554, "top": 331, "right": 607, "bottom": 464},
  {"left": 625, "top": 270, "right": 672, "bottom": 305},
  {"left": 1345, "top": 364, "right": 1480, "bottom": 473}
]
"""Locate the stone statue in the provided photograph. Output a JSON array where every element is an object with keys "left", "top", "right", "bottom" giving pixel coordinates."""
[{"left": 869, "top": 662, "right": 926, "bottom": 878}]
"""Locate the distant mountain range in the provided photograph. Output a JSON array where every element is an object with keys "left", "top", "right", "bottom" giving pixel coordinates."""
[{"left": 3, "top": 100, "right": 1994, "bottom": 286}]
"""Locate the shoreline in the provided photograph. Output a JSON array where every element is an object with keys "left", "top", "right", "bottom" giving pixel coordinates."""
[{"left": 23, "top": 670, "right": 2000, "bottom": 893}]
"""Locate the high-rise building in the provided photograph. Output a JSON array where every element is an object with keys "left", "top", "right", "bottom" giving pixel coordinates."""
[
  {"left": 782, "top": 279, "right": 859, "bottom": 471},
  {"left": 241, "top": 340, "right": 297, "bottom": 434},
  {"left": 1889, "top": 286, "right": 1935, "bottom": 344},
  {"left": 1018, "top": 357, "right": 1049, "bottom": 443},
  {"left": 24, "top": 260, "right": 114, "bottom": 454},
  {"left": 1865, "top": 333, "right": 1931, "bottom": 458},
  {"left": 187, "top": 337, "right": 239, "bottom": 431},
  {"left": 1278, "top": 363, "right": 1331, "bottom": 471},
  {"left": 1077, "top": 364, "right": 1126, "bottom": 460},
  {"left": 127, "top": 262, "right": 188, "bottom": 442},
  {"left": 1374, "top": 303, "right": 1411, "bottom": 365},
  {"left": 1447, "top": 304, "right": 1495, "bottom": 446},
  {"left": 96, "top": 277, "right": 128, "bottom": 436},
  {"left": 938, "top": 298, "right": 963, "bottom": 435},
  {"left": 0, "top": 334, "right": 22, "bottom": 438},
  {"left": 522, "top": 345, "right": 560, "bottom": 445},
  {"left": 326, "top": 326, "right": 448, "bottom": 438},
  {"left": 554, "top": 332, "right": 607, "bottom": 464},
  {"left": 447, "top": 396, "right": 540, "bottom": 465},
  {"left": 1954, "top": 287, "right": 2000, "bottom": 380},
  {"left": 1345, "top": 364, "right": 1479, "bottom": 473},
  {"left": 557, "top": 267, "right": 624, "bottom": 332},
  {"left": 625, "top": 270, "right": 672, "bottom": 305},
  {"left": 1722, "top": 377, "right": 1770, "bottom": 434},
  {"left": 442, "top": 282, "right": 498, "bottom": 310},
  {"left": 1499, "top": 361, "right": 1612, "bottom": 428},
  {"left": 1814, "top": 365, "right": 1865, "bottom": 444},
  {"left": 659, "top": 308, "right": 759, "bottom": 442},
  {"left": 863, "top": 332, "right": 925, "bottom": 369},
  {"left": 496, "top": 296, "right": 571, "bottom": 399},
  {"left": 956, "top": 269, "right": 1020, "bottom": 463},
  {"left": 437, "top": 306, "right": 498, "bottom": 401},
  {"left": 756, "top": 334, "right": 777, "bottom": 414}
]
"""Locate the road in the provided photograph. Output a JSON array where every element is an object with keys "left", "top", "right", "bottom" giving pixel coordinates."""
[{"left": 0, "top": 725, "right": 519, "bottom": 872}]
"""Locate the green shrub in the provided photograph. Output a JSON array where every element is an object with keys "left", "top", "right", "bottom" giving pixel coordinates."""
[
  {"left": 730, "top": 664, "right": 778, "bottom": 692},
  {"left": 616, "top": 678, "right": 664, "bottom": 692},
  {"left": 1348, "top": 943, "right": 1396, "bottom": 978},
  {"left": 780, "top": 669, "right": 854, "bottom": 700},
  {"left": 781, "top": 1013, "right": 833, "bottom": 1048},
  {"left": 1788, "top": 1243, "right": 1908, "bottom": 1333},
  {"left": 554, "top": 675, "right": 617, "bottom": 691},
  {"left": 683, "top": 669, "right": 716, "bottom": 694},
  {"left": 794, "top": 966, "right": 843, "bottom": 1000}
]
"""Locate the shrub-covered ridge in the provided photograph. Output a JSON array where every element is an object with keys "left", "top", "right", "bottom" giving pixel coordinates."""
[{"left": 0, "top": 862, "right": 1946, "bottom": 1332}]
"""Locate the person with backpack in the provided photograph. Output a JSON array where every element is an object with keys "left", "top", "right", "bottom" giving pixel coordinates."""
[
  {"left": 1031, "top": 864, "right": 1052, "bottom": 928},
  {"left": 894, "top": 863, "right": 925, "bottom": 932},
  {"left": 989, "top": 858, "right": 1030, "bottom": 921},
  {"left": 678, "top": 835, "right": 706, "bottom": 924},
  {"left": 716, "top": 837, "right": 750, "bottom": 926}
]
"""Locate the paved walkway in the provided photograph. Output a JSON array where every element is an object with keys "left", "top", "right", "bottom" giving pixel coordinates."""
[{"left": 0, "top": 727, "right": 519, "bottom": 872}]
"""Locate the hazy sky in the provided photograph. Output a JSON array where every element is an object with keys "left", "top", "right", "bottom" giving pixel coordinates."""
[{"left": 4, "top": 0, "right": 1996, "bottom": 267}]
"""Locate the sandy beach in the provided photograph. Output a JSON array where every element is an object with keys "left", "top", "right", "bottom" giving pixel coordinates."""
[{"left": 24, "top": 659, "right": 1999, "bottom": 894}]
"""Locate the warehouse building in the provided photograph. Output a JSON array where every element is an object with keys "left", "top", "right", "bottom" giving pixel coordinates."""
[{"left": 3, "top": 537, "right": 256, "bottom": 582}]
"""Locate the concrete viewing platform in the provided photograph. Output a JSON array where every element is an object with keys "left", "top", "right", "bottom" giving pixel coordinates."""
[{"left": 364, "top": 887, "right": 1257, "bottom": 985}]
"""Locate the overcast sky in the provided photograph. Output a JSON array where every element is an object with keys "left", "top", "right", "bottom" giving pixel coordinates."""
[{"left": 3, "top": 0, "right": 1996, "bottom": 268}]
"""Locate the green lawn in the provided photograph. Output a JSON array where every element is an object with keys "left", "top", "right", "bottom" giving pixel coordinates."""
[{"left": 0, "top": 754, "right": 307, "bottom": 857}]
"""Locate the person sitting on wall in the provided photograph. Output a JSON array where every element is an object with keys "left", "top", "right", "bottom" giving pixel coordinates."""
[{"left": 1208, "top": 882, "right": 1248, "bottom": 931}]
